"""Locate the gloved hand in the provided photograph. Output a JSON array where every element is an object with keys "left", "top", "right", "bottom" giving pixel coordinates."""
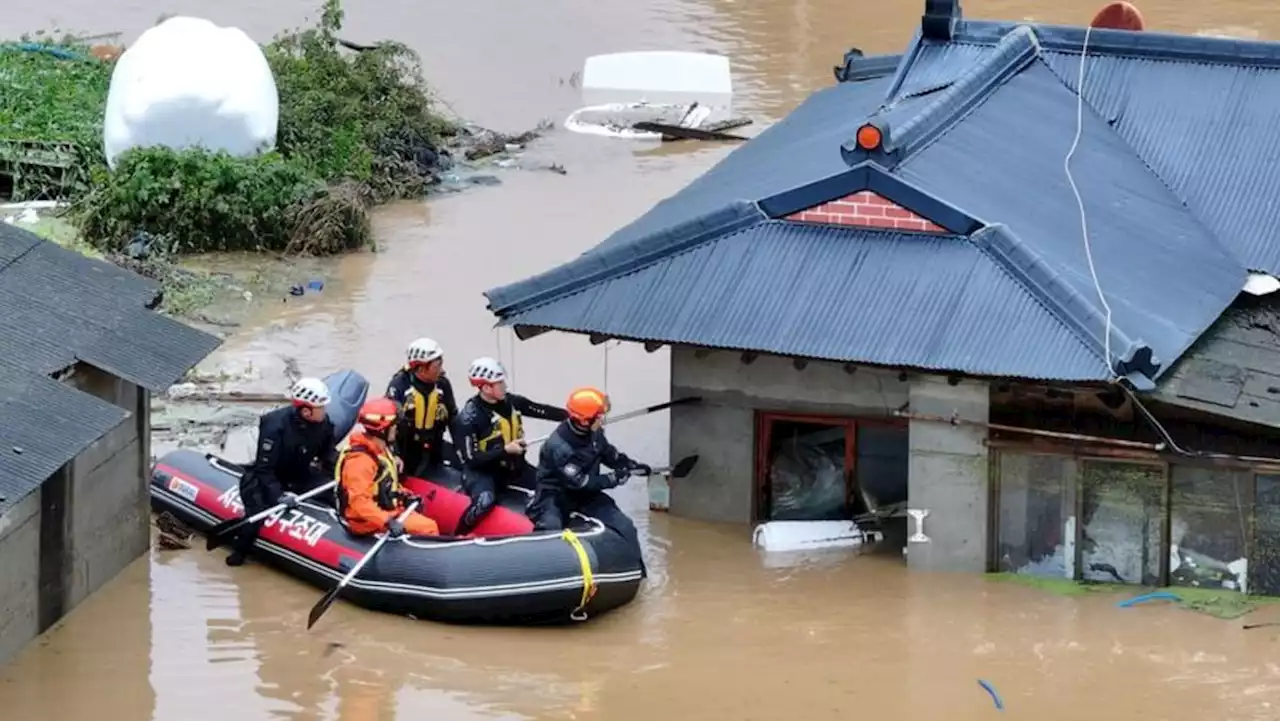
[
  {"left": 607, "top": 470, "right": 629, "bottom": 488},
  {"left": 387, "top": 518, "right": 406, "bottom": 538},
  {"left": 631, "top": 463, "right": 653, "bottom": 476},
  {"left": 279, "top": 492, "right": 300, "bottom": 509},
  {"left": 398, "top": 491, "right": 423, "bottom": 509}
]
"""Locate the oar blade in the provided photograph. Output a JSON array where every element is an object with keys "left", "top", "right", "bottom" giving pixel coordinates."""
[
  {"left": 205, "top": 517, "right": 246, "bottom": 551},
  {"left": 307, "top": 586, "right": 342, "bottom": 630},
  {"left": 669, "top": 454, "right": 699, "bottom": 478}
]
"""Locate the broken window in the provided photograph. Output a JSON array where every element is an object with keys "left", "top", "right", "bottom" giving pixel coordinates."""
[
  {"left": 1080, "top": 461, "right": 1165, "bottom": 586},
  {"left": 1169, "top": 465, "right": 1250, "bottom": 593},
  {"left": 763, "top": 420, "right": 849, "bottom": 521},
  {"left": 756, "top": 414, "right": 909, "bottom": 522},
  {"left": 996, "top": 452, "right": 1076, "bottom": 578}
]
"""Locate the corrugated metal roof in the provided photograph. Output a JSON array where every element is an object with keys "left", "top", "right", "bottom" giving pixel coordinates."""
[
  {"left": 82, "top": 306, "right": 226, "bottom": 391},
  {"left": 1039, "top": 51, "right": 1280, "bottom": 273},
  {"left": 503, "top": 221, "right": 1107, "bottom": 380},
  {"left": 894, "top": 58, "right": 1243, "bottom": 381},
  {"left": 0, "top": 225, "right": 222, "bottom": 390},
  {"left": 589, "top": 65, "right": 904, "bottom": 255},
  {"left": 0, "top": 223, "right": 223, "bottom": 512},
  {"left": 486, "top": 19, "right": 1279, "bottom": 384},
  {"left": 891, "top": 25, "right": 1280, "bottom": 274},
  {"left": 0, "top": 360, "right": 129, "bottom": 515},
  {"left": 891, "top": 42, "right": 993, "bottom": 98}
]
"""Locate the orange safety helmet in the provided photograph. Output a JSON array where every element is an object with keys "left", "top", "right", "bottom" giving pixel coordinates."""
[
  {"left": 357, "top": 396, "right": 398, "bottom": 433},
  {"left": 566, "top": 387, "right": 609, "bottom": 425}
]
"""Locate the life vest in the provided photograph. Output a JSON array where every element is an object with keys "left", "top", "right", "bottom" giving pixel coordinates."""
[
  {"left": 477, "top": 405, "right": 524, "bottom": 452},
  {"left": 402, "top": 366, "right": 449, "bottom": 431},
  {"left": 334, "top": 438, "right": 402, "bottom": 513}
]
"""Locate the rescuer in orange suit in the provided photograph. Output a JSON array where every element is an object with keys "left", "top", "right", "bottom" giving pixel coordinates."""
[{"left": 336, "top": 397, "right": 440, "bottom": 537}]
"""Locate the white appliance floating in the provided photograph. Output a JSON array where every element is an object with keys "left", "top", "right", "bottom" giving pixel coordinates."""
[
  {"left": 752, "top": 520, "right": 884, "bottom": 553},
  {"left": 564, "top": 51, "right": 733, "bottom": 140}
]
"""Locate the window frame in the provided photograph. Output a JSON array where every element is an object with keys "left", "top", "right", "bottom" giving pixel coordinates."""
[{"left": 752, "top": 411, "right": 907, "bottom": 522}]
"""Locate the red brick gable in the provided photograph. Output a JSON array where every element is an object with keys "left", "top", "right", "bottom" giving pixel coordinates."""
[{"left": 785, "top": 191, "right": 947, "bottom": 233}]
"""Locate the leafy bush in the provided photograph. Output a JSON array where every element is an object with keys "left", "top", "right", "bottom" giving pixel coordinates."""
[
  {"left": 75, "top": 147, "right": 369, "bottom": 255},
  {"left": 0, "top": 42, "right": 111, "bottom": 199},
  {"left": 5, "top": 0, "right": 452, "bottom": 254},
  {"left": 264, "top": 0, "right": 454, "bottom": 201}
]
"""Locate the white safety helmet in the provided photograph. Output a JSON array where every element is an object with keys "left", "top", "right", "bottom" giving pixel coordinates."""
[
  {"left": 467, "top": 356, "right": 506, "bottom": 388},
  {"left": 406, "top": 337, "right": 444, "bottom": 366},
  {"left": 290, "top": 377, "right": 331, "bottom": 407}
]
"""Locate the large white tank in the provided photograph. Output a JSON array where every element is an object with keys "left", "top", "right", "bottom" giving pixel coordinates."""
[{"left": 102, "top": 16, "right": 279, "bottom": 168}]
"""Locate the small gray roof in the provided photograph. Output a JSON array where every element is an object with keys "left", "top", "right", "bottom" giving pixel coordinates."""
[{"left": 0, "top": 223, "right": 222, "bottom": 513}]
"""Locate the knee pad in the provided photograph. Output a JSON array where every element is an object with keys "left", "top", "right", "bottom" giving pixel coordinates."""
[{"left": 475, "top": 491, "right": 496, "bottom": 514}]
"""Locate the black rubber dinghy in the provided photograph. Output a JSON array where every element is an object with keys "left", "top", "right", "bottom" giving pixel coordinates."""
[{"left": 149, "top": 369, "right": 644, "bottom": 625}]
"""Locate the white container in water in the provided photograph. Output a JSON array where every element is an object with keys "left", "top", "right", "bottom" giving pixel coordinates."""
[
  {"left": 103, "top": 16, "right": 279, "bottom": 168},
  {"left": 648, "top": 473, "right": 670, "bottom": 512},
  {"left": 565, "top": 51, "right": 733, "bottom": 140},
  {"left": 751, "top": 520, "right": 883, "bottom": 553}
]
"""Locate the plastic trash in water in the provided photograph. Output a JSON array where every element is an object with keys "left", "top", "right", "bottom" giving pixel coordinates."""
[
  {"left": 289, "top": 285, "right": 305, "bottom": 296},
  {"left": 978, "top": 679, "right": 1004, "bottom": 710},
  {"left": 307, "top": 279, "right": 324, "bottom": 292}
]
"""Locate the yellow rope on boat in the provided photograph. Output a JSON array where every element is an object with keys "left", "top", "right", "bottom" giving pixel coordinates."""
[{"left": 561, "top": 529, "right": 597, "bottom": 619}]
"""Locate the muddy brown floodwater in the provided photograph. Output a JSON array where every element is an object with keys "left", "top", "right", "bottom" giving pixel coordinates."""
[{"left": 6, "top": 0, "right": 1280, "bottom": 718}]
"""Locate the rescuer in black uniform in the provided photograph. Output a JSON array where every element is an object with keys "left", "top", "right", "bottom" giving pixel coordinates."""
[
  {"left": 385, "top": 337, "right": 460, "bottom": 477},
  {"left": 226, "top": 377, "right": 339, "bottom": 567},
  {"left": 527, "top": 386, "right": 651, "bottom": 574},
  {"left": 452, "top": 356, "right": 568, "bottom": 536}
]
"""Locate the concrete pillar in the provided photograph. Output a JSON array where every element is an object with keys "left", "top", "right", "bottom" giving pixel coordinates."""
[{"left": 907, "top": 376, "right": 990, "bottom": 572}]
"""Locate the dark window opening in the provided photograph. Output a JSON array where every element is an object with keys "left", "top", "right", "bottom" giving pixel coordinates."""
[
  {"left": 754, "top": 413, "right": 907, "bottom": 522},
  {"left": 1080, "top": 461, "right": 1165, "bottom": 586},
  {"left": 995, "top": 452, "right": 1074, "bottom": 577},
  {"left": 1170, "top": 466, "right": 1251, "bottom": 592},
  {"left": 0, "top": 172, "right": 14, "bottom": 202}
]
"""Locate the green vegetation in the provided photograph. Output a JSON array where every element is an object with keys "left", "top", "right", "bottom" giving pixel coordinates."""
[
  {"left": 264, "top": 0, "right": 453, "bottom": 202},
  {"left": 2, "top": 0, "right": 455, "bottom": 258},
  {"left": 0, "top": 37, "right": 110, "bottom": 199},
  {"left": 988, "top": 572, "right": 1280, "bottom": 619},
  {"left": 76, "top": 148, "right": 371, "bottom": 255}
]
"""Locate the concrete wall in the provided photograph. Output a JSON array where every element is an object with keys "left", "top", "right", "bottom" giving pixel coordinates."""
[
  {"left": 668, "top": 348, "right": 992, "bottom": 573},
  {"left": 668, "top": 348, "right": 908, "bottom": 524},
  {"left": 0, "top": 492, "right": 41, "bottom": 664},
  {"left": 64, "top": 364, "right": 150, "bottom": 610},
  {"left": 905, "top": 376, "right": 990, "bottom": 572},
  {"left": 0, "top": 362, "right": 149, "bottom": 667}
]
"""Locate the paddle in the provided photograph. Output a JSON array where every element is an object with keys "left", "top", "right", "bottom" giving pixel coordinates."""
[
  {"left": 307, "top": 499, "right": 421, "bottom": 630},
  {"left": 524, "top": 396, "right": 702, "bottom": 447},
  {"left": 205, "top": 480, "right": 338, "bottom": 551},
  {"left": 630, "top": 122, "right": 748, "bottom": 142},
  {"left": 635, "top": 454, "right": 699, "bottom": 480}
]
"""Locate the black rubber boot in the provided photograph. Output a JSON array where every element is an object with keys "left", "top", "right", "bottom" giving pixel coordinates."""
[{"left": 225, "top": 551, "right": 247, "bottom": 567}]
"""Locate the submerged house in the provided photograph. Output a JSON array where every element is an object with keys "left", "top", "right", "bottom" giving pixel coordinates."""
[
  {"left": 486, "top": 1, "right": 1280, "bottom": 594},
  {"left": 0, "top": 223, "right": 220, "bottom": 664}
]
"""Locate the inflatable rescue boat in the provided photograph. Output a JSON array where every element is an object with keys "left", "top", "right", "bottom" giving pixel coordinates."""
[{"left": 149, "top": 370, "right": 644, "bottom": 624}]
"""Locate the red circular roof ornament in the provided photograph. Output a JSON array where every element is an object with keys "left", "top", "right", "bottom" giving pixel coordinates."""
[
  {"left": 855, "top": 124, "right": 883, "bottom": 151},
  {"left": 1090, "top": 2, "right": 1145, "bottom": 31}
]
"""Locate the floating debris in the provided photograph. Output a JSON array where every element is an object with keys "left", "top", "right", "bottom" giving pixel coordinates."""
[
  {"left": 153, "top": 511, "right": 195, "bottom": 550},
  {"left": 978, "top": 679, "right": 1004, "bottom": 711},
  {"left": 1243, "top": 622, "right": 1280, "bottom": 630}
]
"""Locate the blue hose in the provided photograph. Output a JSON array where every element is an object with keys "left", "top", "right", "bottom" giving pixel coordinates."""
[
  {"left": 1, "top": 42, "right": 90, "bottom": 62},
  {"left": 1117, "top": 591, "right": 1181, "bottom": 608},
  {"left": 978, "top": 679, "right": 1004, "bottom": 710}
]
